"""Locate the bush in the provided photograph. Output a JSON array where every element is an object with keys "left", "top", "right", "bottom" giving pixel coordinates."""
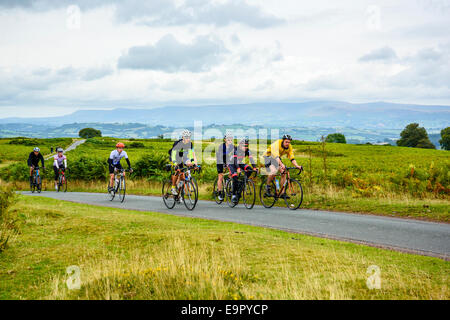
[
  {"left": 325, "top": 133, "right": 346, "bottom": 144},
  {"left": 129, "top": 142, "right": 145, "bottom": 149},
  {"left": 131, "top": 154, "right": 168, "bottom": 182},
  {"left": 79, "top": 128, "right": 102, "bottom": 139},
  {"left": 8, "top": 138, "right": 40, "bottom": 146},
  {"left": 69, "top": 157, "right": 108, "bottom": 181}
]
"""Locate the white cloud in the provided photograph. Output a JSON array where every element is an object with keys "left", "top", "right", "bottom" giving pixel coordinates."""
[{"left": 1, "top": 0, "right": 450, "bottom": 117}]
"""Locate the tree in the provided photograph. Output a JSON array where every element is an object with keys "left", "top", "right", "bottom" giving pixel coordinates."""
[
  {"left": 396, "top": 123, "right": 435, "bottom": 149},
  {"left": 439, "top": 127, "right": 450, "bottom": 150},
  {"left": 79, "top": 128, "right": 102, "bottom": 139},
  {"left": 325, "top": 133, "right": 346, "bottom": 144}
]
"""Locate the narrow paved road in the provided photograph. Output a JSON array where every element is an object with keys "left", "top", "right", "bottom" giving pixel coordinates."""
[
  {"left": 22, "top": 191, "right": 450, "bottom": 260},
  {"left": 45, "top": 139, "right": 86, "bottom": 160}
]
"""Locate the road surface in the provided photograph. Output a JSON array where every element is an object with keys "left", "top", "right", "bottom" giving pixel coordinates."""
[{"left": 22, "top": 191, "right": 450, "bottom": 260}]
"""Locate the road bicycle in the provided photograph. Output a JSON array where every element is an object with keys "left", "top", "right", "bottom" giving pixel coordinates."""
[
  {"left": 108, "top": 168, "right": 130, "bottom": 203},
  {"left": 213, "top": 171, "right": 231, "bottom": 205},
  {"left": 57, "top": 168, "right": 67, "bottom": 192},
  {"left": 31, "top": 166, "right": 43, "bottom": 193},
  {"left": 259, "top": 167, "right": 303, "bottom": 210},
  {"left": 162, "top": 165, "right": 200, "bottom": 211},
  {"left": 225, "top": 168, "right": 258, "bottom": 209}
]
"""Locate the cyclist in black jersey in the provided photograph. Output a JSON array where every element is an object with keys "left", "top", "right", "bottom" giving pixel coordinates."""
[
  {"left": 27, "top": 147, "right": 45, "bottom": 187},
  {"left": 228, "top": 138, "right": 258, "bottom": 204}
]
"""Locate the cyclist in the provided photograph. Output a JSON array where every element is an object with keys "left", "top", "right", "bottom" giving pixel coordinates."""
[
  {"left": 108, "top": 142, "right": 133, "bottom": 192},
  {"left": 169, "top": 130, "right": 198, "bottom": 195},
  {"left": 27, "top": 147, "right": 45, "bottom": 187},
  {"left": 229, "top": 138, "right": 258, "bottom": 204},
  {"left": 53, "top": 148, "right": 67, "bottom": 191},
  {"left": 263, "top": 135, "right": 303, "bottom": 198},
  {"left": 215, "top": 132, "right": 235, "bottom": 201}
]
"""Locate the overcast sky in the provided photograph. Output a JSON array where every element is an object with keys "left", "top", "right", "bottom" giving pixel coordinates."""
[{"left": 1, "top": 0, "right": 450, "bottom": 118}]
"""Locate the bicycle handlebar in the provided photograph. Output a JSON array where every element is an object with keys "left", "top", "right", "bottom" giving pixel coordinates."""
[{"left": 285, "top": 166, "right": 303, "bottom": 174}]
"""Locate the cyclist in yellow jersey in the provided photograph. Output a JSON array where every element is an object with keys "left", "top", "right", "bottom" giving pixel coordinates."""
[{"left": 263, "top": 135, "right": 303, "bottom": 197}]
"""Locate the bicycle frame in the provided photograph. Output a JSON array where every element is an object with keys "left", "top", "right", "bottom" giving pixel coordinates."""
[{"left": 270, "top": 167, "right": 301, "bottom": 199}]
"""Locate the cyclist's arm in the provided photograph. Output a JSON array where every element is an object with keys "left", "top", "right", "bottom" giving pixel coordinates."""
[
  {"left": 54, "top": 158, "right": 59, "bottom": 169},
  {"left": 27, "top": 153, "right": 33, "bottom": 167},
  {"left": 248, "top": 150, "right": 256, "bottom": 168},
  {"left": 287, "top": 146, "right": 301, "bottom": 169},
  {"left": 125, "top": 158, "right": 131, "bottom": 169},
  {"left": 39, "top": 154, "right": 45, "bottom": 168},
  {"left": 64, "top": 158, "right": 67, "bottom": 168}
]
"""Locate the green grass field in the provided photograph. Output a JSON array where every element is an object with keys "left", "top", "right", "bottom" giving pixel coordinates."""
[
  {"left": 0, "top": 136, "right": 448, "bottom": 221},
  {"left": 0, "top": 195, "right": 448, "bottom": 300}
]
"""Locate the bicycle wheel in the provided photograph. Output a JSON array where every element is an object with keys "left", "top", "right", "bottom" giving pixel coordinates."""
[
  {"left": 118, "top": 176, "right": 126, "bottom": 203},
  {"left": 36, "top": 176, "right": 42, "bottom": 193},
  {"left": 182, "top": 180, "right": 197, "bottom": 211},
  {"left": 191, "top": 177, "right": 199, "bottom": 206},
  {"left": 243, "top": 179, "right": 256, "bottom": 209},
  {"left": 284, "top": 179, "right": 303, "bottom": 210},
  {"left": 57, "top": 176, "right": 62, "bottom": 192},
  {"left": 108, "top": 181, "right": 115, "bottom": 201},
  {"left": 162, "top": 179, "right": 176, "bottom": 209},
  {"left": 31, "top": 176, "right": 36, "bottom": 193},
  {"left": 62, "top": 175, "right": 67, "bottom": 192},
  {"left": 225, "top": 179, "right": 237, "bottom": 208},
  {"left": 213, "top": 177, "right": 224, "bottom": 204},
  {"left": 259, "top": 180, "right": 276, "bottom": 208}
]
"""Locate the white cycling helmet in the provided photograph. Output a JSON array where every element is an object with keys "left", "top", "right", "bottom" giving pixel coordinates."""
[
  {"left": 33, "top": 147, "right": 40, "bottom": 152},
  {"left": 57, "top": 147, "right": 64, "bottom": 152},
  {"left": 224, "top": 132, "right": 234, "bottom": 140},
  {"left": 181, "top": 129, "right": 192, "bottom": 138}
]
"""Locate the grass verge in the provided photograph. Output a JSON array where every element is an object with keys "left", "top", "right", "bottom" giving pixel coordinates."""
[{"left": 0, "top": 195, "right": 448, "bottom": 300}]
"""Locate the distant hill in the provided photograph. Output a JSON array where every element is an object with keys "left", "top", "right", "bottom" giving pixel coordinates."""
[
  {"left": 0, "top": 122, "right": 415, "bottom": 146},
  {"left": 1, "top": 101, "right": 449, "bottom": 129}
]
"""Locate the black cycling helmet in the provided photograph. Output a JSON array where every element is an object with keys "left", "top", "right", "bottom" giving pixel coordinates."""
[
  {"left": 239, "top": 138, "right": 250, "bottom": 146},
  {"left": 282, "top": 134, "right": 293, "bottom": 141}
]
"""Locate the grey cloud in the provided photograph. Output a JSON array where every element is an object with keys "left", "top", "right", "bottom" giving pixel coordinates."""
[
  {"left": 359, "top": 46, "right": 398, "bottom": 63},
  {"left": 304, "top": 76, "right": 352, "bottom": 91},
  {"left": 82, "top": 66, "right": 114, "bottom": 81},
  {"left": 114, "top": 0, "right": 285, "bottom": 28},
  {"left": 389, "top": 45, "right": 450, "bottom": 88},
  {"left": 0, "top": 0, "right": 284, "bottom": 29},
  {"left": 118, "top": 34, "right": 228, "bottom": 73}
]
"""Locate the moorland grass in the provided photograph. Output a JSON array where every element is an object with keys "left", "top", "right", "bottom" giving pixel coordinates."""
[{"left": 0, "top": 196, "right": 448, "bottom": 300}]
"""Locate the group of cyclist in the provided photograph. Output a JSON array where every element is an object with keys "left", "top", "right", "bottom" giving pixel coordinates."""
[
  {"left": 27, "top": 130, "right": 303, "bottom": 205},
  {"left": 28, "top": 146, "right": 67, "bottom": 191}
]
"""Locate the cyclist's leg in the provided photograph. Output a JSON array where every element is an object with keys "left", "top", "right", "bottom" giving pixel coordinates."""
[
  {"left": 217, "top": 164, "right": 224, "bottom": 190},
  {"left": 29, "top": 167, "right": 34, "bottom": 185},
  {"left": 109, "top": 164, "right": 115, "bottom": 188},
  {"left": 53, "top": 166, "right": 59, "bottom": 189},
  {"left": 265, "top": 156, "right": 278, "bottom": 184},
  {"left": 229, "top": 164, "right": 238, "bottom": 195}
]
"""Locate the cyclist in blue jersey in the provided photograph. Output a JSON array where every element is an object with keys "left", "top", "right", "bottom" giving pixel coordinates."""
[{"left": 215, "top": 132, "right": 235, "bottom": 201}]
